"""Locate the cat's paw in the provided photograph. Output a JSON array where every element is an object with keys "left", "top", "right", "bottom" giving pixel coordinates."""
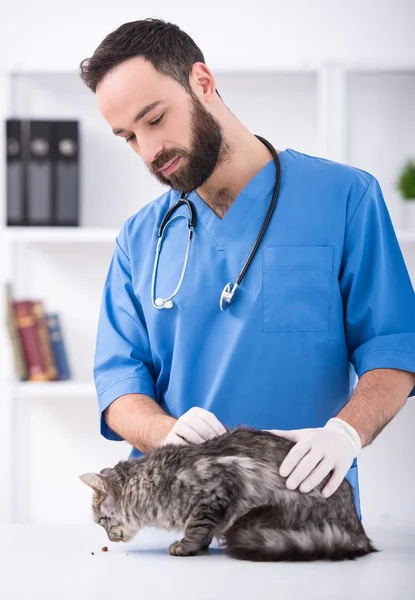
[{"left": 169, "top": 540, "right": 198, "bottom": 556}]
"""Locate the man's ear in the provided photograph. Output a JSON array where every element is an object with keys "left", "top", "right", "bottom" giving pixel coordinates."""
[{"left": 79, "top": 473, "right": 108, "bottom": 494}]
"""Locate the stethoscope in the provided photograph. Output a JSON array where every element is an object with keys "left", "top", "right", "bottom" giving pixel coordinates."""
[{"left": 151, "top": 135, "right": 282, "bottom": 311}]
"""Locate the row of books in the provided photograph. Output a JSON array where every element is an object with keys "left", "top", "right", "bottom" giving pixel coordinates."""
[
  {"left": 6, "top": 119, "right": 79, "bottom": 227},
  {"left": 6, "top": 283, "right": 72, "bottom": 381}
]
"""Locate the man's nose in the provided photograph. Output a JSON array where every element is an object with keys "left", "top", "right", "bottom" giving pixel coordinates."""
[{"left": 139, "top": 138, "right": 164, "bottom": 167}]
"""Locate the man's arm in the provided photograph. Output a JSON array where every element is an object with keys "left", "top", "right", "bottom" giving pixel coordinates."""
[
  {"left": 104, "top": 395, "right": 228, "bottom": 453},
  {"left": 337, "top": 367, "right": 415, "bottom": 447},
  {"left": 275, "top": 175, "right": 415, "bottom": 497},
  {"left": 104, "top": 393, "right": 177, "bottom": 453}
]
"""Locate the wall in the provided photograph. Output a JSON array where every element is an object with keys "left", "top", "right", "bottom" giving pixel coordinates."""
[
  {"left": 1, "top": 0, "right": 415, "bottom": 528},
  {"left": 2, "top": 0, "right": 415, "bottom": 71}
]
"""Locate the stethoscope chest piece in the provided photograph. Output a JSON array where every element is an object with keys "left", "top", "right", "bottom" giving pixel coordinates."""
[{"left": 154, "top": 298, "right": 173, "bottom": 309}]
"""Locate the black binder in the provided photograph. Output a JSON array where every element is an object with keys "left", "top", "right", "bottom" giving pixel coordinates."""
[
  {"left": 6, "top": 119, "right": 25, "bottom": 226},
  {"left": 27, "top": 120, "right": 54, "bottom": 226},
  {"left": 53, "top": 120, "right": 79, "bottom": 226},
  {"left": 6, "top": 118, "right": 80, "bottom": 226}
]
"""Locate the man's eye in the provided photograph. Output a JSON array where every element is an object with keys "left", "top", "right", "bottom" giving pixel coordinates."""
[
  {"left": 149, "top": 114, "right": 164, "bottom": 127},
  {"left": 125, "top": 114, "right": 165, "bottom": 144}
]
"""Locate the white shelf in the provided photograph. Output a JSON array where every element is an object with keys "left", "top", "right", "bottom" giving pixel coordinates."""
[
  {"left": 8, "top": 61, "right": 415, "bottom": 76},
  {"left": 1, "top": 226, "right": 415, "bottom": 244},
  {"left": 8, "top": 380, "right": 96, "bottom": 397},
  {"left": 395, "top": 230, "right": 415, "bottom": 242},
  {"left": 342, "top": 61, "right": 415, "bottom": 72},
  {"left": 8, "top": 64, "right": 320, "bottom": 78},
  {"left": 1, "top": 227, "right": 119, "bottom": 244}
]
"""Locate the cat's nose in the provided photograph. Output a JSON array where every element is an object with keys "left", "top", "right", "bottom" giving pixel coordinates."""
[{"left": 108, "top": 527, "right": 125, "bottom": 542}]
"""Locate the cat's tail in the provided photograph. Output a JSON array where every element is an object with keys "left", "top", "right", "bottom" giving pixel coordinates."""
[{"left": 224, "top": 505, "right": 378, "bottom": 562}]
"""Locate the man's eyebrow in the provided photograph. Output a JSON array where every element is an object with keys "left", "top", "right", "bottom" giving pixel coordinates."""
[{"left": 112, "top": 101, "right": 164, "bottom": 135}]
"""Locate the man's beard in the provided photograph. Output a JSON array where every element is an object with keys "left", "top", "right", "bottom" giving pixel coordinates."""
[{"left": 149, "top": 92, "right": 231, "bottom": 193}]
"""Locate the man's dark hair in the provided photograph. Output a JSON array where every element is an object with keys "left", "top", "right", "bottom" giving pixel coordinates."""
[{"left": 79, "top": 18, "right": 221, "bottom": 98}]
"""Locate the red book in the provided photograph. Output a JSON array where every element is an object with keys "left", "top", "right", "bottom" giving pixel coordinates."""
[{"left": 13, "top": 300, "right": 49, "bottom": 381}]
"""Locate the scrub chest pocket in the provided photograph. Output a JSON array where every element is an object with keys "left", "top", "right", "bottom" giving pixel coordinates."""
[{"left": 262, "top": 246, "right": 334, "bottom": 332}]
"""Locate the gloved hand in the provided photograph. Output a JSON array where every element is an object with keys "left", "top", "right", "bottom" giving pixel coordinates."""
[
  {"left": 265, "top": 418, "right": 362, "bottom": 497},
  {"left": 163, "top": 407, "right": 227, "bottom": 445}
]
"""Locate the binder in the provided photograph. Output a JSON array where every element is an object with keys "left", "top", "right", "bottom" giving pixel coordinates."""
[
  {"left": 6, "top": 118, "right": 80, "bottom": 226},
  {"left": 53, "top": 120, "right": 79, "bottom": 226},
  {"left": 27, "top": 120, "right": 54, "bottom": 226},
  {"left": 6, "top": 119, "right": 25, "bottom": 226}
]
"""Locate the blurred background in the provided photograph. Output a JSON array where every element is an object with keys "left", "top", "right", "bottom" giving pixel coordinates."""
[{"left": 0, "top": 0, "right": 414, "bottom": 529}]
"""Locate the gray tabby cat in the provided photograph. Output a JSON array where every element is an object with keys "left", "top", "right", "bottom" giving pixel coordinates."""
[{"left": 80, "top": 427, "right": 377, "bottom": 561}]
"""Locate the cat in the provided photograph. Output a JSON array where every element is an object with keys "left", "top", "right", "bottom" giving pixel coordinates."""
[{"left": 80, "top": 427, "right": 377, "bottom": 561}]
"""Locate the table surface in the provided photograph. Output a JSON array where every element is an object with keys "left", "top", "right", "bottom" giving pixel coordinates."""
[{"left": 0, "top": 523, "right": 414, "bottom": 600}]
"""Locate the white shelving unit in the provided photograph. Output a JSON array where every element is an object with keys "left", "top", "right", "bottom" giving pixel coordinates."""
[
  {"left": 1, "top": 62, "right": 415, "bottom": 524},
  {"left": 8, "top": 380, "right": 96, "bottom": 398},
  {"left": 3, "top": 227, "right": 119, "bottom": 244}
]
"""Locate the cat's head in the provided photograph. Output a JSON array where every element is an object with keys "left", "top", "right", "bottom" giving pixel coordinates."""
[{"left": 79, "top": 467, "right": 138, "bottom": 543}]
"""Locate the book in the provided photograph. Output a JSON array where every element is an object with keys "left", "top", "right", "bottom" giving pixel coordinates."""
[
  {"left": 32, "top": 301, "right": 59, "bottom": 381},
  {"left": 46, "top": 313, "right": 71, "bottom": 380},
  {"left": 5, "top": 283, "right": 28, "bottom": 380},
  {"left": 12, "top": 300, "right": 50, "bottom": 381}
]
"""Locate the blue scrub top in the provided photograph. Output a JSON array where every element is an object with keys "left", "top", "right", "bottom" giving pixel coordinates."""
[{"left": 93, "top": 148, "right": 415, "bottom": 520}]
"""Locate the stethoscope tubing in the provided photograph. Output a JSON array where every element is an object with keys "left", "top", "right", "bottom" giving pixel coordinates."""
[{"left": 151, "top": 135, "right": 281, "bottom": 310}]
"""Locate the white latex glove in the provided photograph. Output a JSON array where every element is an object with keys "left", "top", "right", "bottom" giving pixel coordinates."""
[
  {"left": 265, "top": 418, "right": 362, "bottom": 497},
  {"left": 163, "top": 407, "right": 227, "bottom": 446}
]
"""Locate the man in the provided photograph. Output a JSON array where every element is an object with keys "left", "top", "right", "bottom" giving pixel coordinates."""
[{"left": 80, "top": 18, "right": 415, "bottom": 519}]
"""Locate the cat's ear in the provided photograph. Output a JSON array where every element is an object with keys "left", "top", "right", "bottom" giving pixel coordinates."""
[
  {"left": 99, "top": 468, "right": 113, "bottom": 476},
  {"left": 79, "top": 473, "right": 108, "bottom": 494}
]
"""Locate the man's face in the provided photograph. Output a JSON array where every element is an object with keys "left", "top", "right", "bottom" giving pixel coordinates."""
[{"left": 96, "top": 57, "right": 226, "bottom": 193}]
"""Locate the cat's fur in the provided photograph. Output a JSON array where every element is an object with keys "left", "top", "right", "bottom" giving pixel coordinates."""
[{"left": 80, "top": 427, "right": 377, "bottom": 561}]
